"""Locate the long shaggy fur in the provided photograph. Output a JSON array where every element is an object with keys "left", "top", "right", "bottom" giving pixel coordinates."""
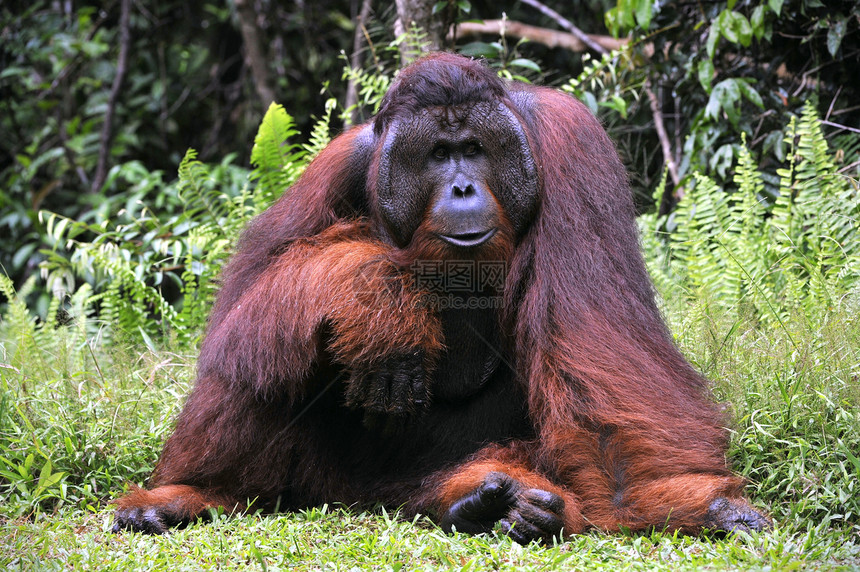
[{"left": 113, "top": 53, "right": 760, "bottom": 537}]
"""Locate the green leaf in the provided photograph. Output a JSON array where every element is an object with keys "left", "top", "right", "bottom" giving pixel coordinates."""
[
  {"left": 34, "top": 459, "right": 66, "bottom": 498},
  {"left": 751, "top": 5, "right": 766, "bottom": 40},
  {"left": 763, "top": 130, "right": 785, "bottom": 161},
  {"left": 432, "top": 1, "right": 447, "bottom": 15},
  {"left": 508, "top": 58, "right": 541, "bottom": 73},
  {"left": 710, "top": 143, "right": 735, "bottom": 179},
  {"left": 634, "top": 0, "right": 652, "bottom": 30},
  {"left": 768, "top": 0, "right": 784, "bottom": 15},
  {"left": 706, "top": 79, "right": 740, "bottom": 122},
  {"left": 841, "top": 440, "right": 860, "bottom": 474},
  {"left": 38, "top": 458, "right": 53, "bottom": 485},
  {"left": 12, "top": 243, "right": 37, "bottom": 269},
  {"left": 138, "top": 326, "right": 157, "bottom": 353},
  {"left": 737, "top": 79, "right": 764, "bottom": 109},
  {"left": 706, "top": 20, "right": 721, "bottom": 59},
  {"left": 459, "top": 42, "right": 501, "bottom": 58},
  {"left": 734, "top": 13, "right": 753, "bottom": 47},
  {"left": 457, "top": 0, "right": 472, "bottom": 14},
  {"left": 827, "top": 16, "right": 847, "bottom": 57},
  {"left": 717, "top": 11, "right": 732, "bottom": 42},
  {"left": 21, "top": 453, "right": 34, "bottom": 479},
  {"left": 621, "top": 0, "right": 635, "bottom": 28},
  {"left": 698, "top": 59, "right": 715, "bottom": 93},
  {"left": 581, "top": 91, "right": 598, "bottom": 115},
  {"left": 16, "top": 154, "right": 31, "bottom": 168},
  {"left": 719, "top": 11, "right": 752, "bottom": 47},
  {"left": 599, "top": 94, "right": 628, "bottom": 119},
  {"left": 605, "top": 7, "right": 622, "bottom": 38},
  {"left": 0, "top": 66, "right": 26, "bottom": 79}
]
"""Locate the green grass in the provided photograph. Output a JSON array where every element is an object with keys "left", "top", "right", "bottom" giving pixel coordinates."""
[
  {"left": 2, "top": 507, "right": 859, "bottom": 570},
  {"left": 1, "top": 286, "right": 859, "bottom": 570}
]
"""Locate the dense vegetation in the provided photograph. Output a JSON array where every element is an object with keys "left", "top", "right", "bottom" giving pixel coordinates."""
[{"left": 1, "top": 0, "right": 859, "bottom": 569}]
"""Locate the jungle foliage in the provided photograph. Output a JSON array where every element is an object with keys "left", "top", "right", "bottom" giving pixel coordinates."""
[{"left": 0, "top": 2, "right": 859, "bottom": 565}]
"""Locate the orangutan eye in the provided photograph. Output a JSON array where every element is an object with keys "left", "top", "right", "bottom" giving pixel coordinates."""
[
  {"left": 464, "top": 142, "right": 481, "bottom": 156},
  {"left": 433, "top": 146, "right": 449, "bottom": 160}
]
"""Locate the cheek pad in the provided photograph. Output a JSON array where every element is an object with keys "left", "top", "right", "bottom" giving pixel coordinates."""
[
  {"left": 377, "top": 112, "right": 436, "bottom": 247},
  {"left": 467, "top": 102, "right": 539, "bottom": 233}
]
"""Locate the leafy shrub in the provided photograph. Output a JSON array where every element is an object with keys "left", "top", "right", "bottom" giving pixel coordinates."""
[
  {"left": 38, "top": 103, "right": 320, "bottom": 345},
  {"left": 640, "top": 102, "right": 859, "bottom": 323},
  {"left": 0, "top": 274, "right": 190, "bottom": 517},
  {"left": 641, "top": 102, "right": 860, "bottom": 532},
  {"left": 0, "top": 100, "right": 327, "bottom": 517}
]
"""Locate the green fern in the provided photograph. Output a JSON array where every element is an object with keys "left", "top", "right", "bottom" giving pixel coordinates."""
[
  {"left": 0, "top": 275, "right": 95, "bottom": 375},
  {"left": 728, "top": 141, "right": 775, "bottom": 321},
  {"left": 643, "top": 103, "right": 859, "bottom": 324},
  {"left": 37, "top": 98, "right": 324, "bottom": 346},
  {"left": 304, "top": 99, "right": 337, "bottom": 159},
  {"left": 341, "top": 59, "right": 392, "bottom": 124},
  {"left": 769, "top": 102, "right": 859, "bottom": 316},
  {"left": 670, "top": 173, "right": 738, "bottom": 307},
  {"left": 40, "top": 153, "right": 248, "bottom": 344},
  {"left": 250, "top": 103, "right": 305, "bottom": 209},
  {"left": 394, "top": 22, "right": 432, "bottom": 66},
  {"left": 0, "top": 275, "right": 39, "bottom": 366}
]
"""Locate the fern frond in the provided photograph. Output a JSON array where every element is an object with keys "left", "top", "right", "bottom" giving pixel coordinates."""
[
  {"left": 250, "top": 103, "right": 305, "bottom": 209},
  {"left": 304, "top": 99, "right": 337, "bottom": 159},
  {"left": 644, "top": 102, "right": 858, "bottom": 323}
]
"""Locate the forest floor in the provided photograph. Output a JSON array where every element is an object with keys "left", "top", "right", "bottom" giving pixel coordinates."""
[{"left": 3, "top": 505, "right": 860, "bottom": 571}]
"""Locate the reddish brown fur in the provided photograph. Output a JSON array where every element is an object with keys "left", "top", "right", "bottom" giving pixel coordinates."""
[
  {"left": 113, "top": 485, "right": 238, "bottom": 523},
  {"left": 113, "top": 53, "right": 763, "bottom": 538},
  {"left": 496, "top": 84, "right": 745, "bottom": 532},
  {"left": 420, "top": 442, "right": 588, "bottom": 533}
]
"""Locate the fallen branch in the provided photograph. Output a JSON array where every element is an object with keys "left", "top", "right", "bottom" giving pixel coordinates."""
[
  {"left": 453, "top": 19, "right": 626, "bottom": 53},
  {"left": 520, "top": 0, "right": 608, "bottom": 54}
]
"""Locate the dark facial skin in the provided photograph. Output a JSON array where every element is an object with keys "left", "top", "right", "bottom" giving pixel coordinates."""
[{"left": 424, "top": 131, "right": 501, "bottom": 249}]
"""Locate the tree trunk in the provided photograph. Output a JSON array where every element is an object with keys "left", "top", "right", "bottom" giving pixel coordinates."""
[
  {"left": 345, "top": 0, "right": 374, "bottom": 124},
  {"left": 91, "top": 0, "right": 131, "bottom": 193},
  {"left": 235, "top": 0, "right": 276, "bottom": 109},
  {"left": 394, "top": 0, "right": 448, "bottom": 60}
]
